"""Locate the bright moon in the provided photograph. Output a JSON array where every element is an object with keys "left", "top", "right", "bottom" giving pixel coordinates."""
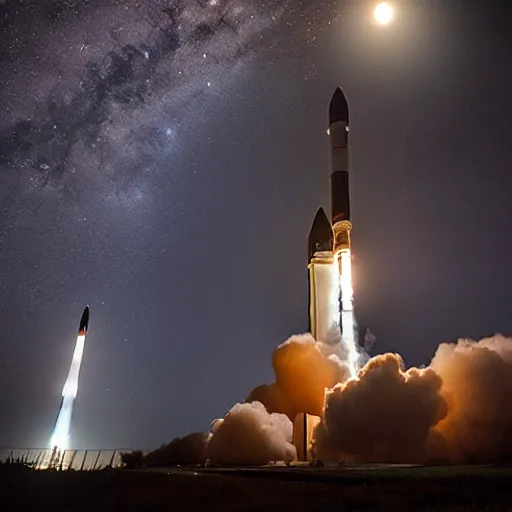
[{"left": 374, "top": 2, "right": 393, "bottom": 25}]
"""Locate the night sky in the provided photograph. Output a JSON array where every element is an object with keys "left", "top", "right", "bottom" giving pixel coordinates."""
[{"left": 1, "top": 1, "right": 511, "bottom": 450}]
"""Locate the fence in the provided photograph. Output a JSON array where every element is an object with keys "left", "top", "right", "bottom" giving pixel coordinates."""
[{"left": 0, "top": 447, "right": 132, "bottom": 470}]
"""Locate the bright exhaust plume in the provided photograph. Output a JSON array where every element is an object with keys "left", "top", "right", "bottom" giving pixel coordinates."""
[{"left": 49, "top": 334, "right": 86, "bottom": 451}]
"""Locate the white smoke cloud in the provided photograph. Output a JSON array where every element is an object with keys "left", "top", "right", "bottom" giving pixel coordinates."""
[{"left": 205, "top": 401, "right": 296, "bottom": 465}]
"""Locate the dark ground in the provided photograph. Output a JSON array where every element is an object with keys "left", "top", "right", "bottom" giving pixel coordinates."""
[{"left": 2, "top": 465, "right": 512, "bottom": 511}]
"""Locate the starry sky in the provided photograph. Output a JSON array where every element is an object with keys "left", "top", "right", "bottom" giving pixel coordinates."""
[{"left": 1, "top": 0, "right": 511, "bottom": 450}]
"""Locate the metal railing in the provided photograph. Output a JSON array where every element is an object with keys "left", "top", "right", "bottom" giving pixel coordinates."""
[{"left": 0, "top": 447, "right": 132, "bottom": 470}]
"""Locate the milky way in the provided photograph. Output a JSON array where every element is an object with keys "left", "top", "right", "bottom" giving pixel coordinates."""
[{"left": 0, "top": 0, "right": 333, "bottom": 216}]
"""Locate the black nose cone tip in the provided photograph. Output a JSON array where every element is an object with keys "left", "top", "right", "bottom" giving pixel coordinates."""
[
  {"left": 329, "top": 87, "right": 349, "bottom": 125},
  {"left": 79, "top": 306, "right": 90, "bottom": 335},
  {"left": 308, "top": 207, "right": 333, "bottom": 261}
]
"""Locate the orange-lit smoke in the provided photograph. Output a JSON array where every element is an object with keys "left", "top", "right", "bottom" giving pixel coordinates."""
[
  {"left": 312, "top": 334, "right": 512, "bottom": 464},
  {"left": 238, "top": 331, "right": 512, "bottom": 464},
  {"left": 314, "top": 353, "right": 447, "bottom": 463},
  {"left": 429, "top": 335, "right": 512, "bottom": 463},
  {"left": 159, "top": 331, "right": 512, "bottom": 466},
  {"left": 247, "top": 333, "right": 350, "bottom": 419}
]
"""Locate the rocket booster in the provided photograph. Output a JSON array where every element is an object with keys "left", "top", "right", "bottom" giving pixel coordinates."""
[
  {"left": 329, "top": 87, "right": 352, "bottom": 254},
  {"left": 307, "top": 208, "right": 341, "bottom": 345},
  {"left": 308, "top": 207, "right": 333, "bottom": 262}
]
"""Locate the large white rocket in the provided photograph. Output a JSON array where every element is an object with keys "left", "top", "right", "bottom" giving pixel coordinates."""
[{"left": 308, "top": 88, "right": 359, "bottom": 377}]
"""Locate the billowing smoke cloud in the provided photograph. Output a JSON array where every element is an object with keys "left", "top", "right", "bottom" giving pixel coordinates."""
[
  {"left": 152, "top": 333, "right": 512, "bottom": 467},
  {"left": 314, "top": 353, "right": 447, "bottom": 463},
  {"left": 313, "top": 334, "right": 512, "bottom": 464},
  {"left": 247, "top": 333, "right": 350, "bottom": 419},
  {"left": 430, "top": 335, "right": 512, "bottom": 463},
  {"left": 205, "top": 401, "right": 296, "bottom": 465}
]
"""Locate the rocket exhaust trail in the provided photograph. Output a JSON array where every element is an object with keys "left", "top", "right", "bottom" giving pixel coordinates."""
[{"left": 49, "top": 306, "right": 89, "bottom": 451}]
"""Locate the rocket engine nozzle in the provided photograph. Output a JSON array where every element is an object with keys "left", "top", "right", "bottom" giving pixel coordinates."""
[{"left": 333, "top": 220, "right": 352, "bottom": 255}]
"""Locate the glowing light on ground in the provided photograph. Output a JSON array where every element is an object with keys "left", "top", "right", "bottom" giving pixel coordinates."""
[{"left": 374, "top": 2, "right": 393, "bottom": 25}]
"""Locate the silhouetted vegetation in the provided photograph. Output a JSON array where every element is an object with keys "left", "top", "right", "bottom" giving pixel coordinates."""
[
  {"left": 120, "top": 433, "right": 209, "bottom": 469},
  {"left": 0, "top": 460, "right": 33, "bottom": 472},
  {"left": 120, "top": 450, "right": 145, "bottom": 469},
  {"left": 144, "top": 433, "right": 209, "bottom": 467},
  {"left": 0, "top": 450, "right": 40, "bottom": 474}
]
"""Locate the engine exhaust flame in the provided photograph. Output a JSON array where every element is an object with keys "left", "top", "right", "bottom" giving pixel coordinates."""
[{"left": 336, "top": 249, "right": 359, "bottom": 378}]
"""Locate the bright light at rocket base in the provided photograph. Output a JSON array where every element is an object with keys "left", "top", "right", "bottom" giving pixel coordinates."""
[
  {"left": 336, "top": 249, "right": 359, "bottom": 378},
  {"left": 311, "top": 249, "right": 359, "bottom": 378},
  {"left": 50, "top": 397, "right": 73, "bottom": 451}
]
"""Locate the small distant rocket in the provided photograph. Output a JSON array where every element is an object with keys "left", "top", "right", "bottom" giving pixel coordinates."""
[
  {"left": 61, "top": 306, "right": 89, "bottom": 400},
  {"left": 50, "top": 306, "right": 90, "bottom": 451},
  {"left": 78, "top": 306, "right": 89, "bottom": 336}
]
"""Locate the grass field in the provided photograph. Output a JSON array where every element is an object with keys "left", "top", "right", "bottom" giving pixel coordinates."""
[{"left": 2, "top": 465, "right": 512, "bottom": 511}]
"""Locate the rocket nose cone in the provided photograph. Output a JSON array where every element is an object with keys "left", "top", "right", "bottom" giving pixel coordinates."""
[
  {"left": 329, "top": 87, "right": 349, "bottom": 125},
  {"left": 308, "top": 207, "right": 333, "bottom": 261},
  {"left": 78, "top": 306, "right": 90, "bottom": 335}
]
